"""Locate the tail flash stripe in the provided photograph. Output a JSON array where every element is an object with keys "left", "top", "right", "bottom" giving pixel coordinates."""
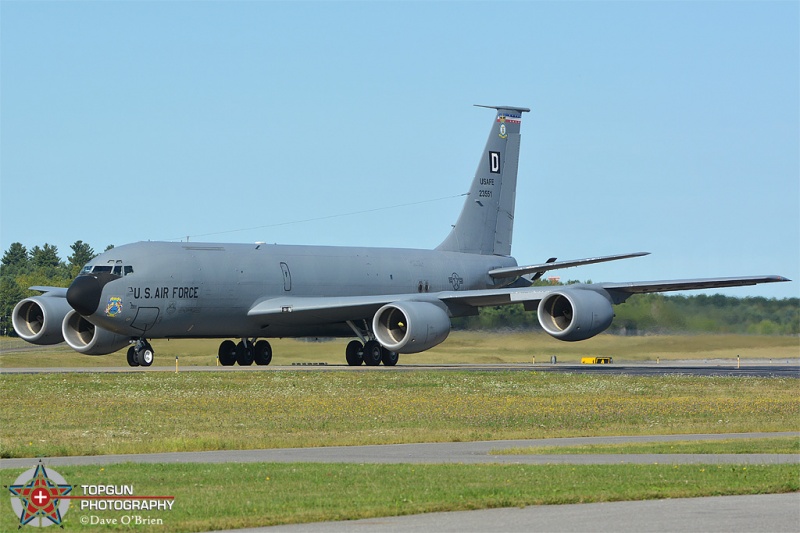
[{"left": 497, "top": 115, "right": 523, "bottom": 124}]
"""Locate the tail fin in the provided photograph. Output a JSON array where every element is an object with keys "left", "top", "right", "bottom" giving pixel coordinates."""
[{"left": 436, "top": 105, "right": 529, "bottom": 256}]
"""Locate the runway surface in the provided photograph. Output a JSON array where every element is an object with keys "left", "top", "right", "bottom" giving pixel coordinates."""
[{"left": 3, "top": 362, "right": 799, "bottom": 377}]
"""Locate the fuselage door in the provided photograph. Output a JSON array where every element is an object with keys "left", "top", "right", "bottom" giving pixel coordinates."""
[{"left": 280, "top": 262, "right": 292, "bottom": 291}]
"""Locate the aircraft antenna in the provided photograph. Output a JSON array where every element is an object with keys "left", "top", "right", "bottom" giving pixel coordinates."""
[{"left": 167, "top": 192, "right": 468, "bottom": 242}]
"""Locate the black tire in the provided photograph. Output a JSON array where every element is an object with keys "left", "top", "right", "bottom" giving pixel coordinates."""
[
  {"left": 127, "top": 346, "right": 140, "bottom": 367},
  {"left": 236, "top": 341, "right": 254, "bottom": 366},
  {"left": 345, "top": 340, "right": 363, "bottom": 366},
  {"left": 362, "top": 340, "right": 383, "bottom": 366},
  {"left": 139, "top": 346, "right": 154, "bottom": 367},
  {"left": 254, "top": 340, "right": 272, "bottom": 365},
  {"left": 381, "top": 348, "right": 399, "bottom": 366},
  {"left": 218, "top": 340, "right": 237, "bottom": 366}
]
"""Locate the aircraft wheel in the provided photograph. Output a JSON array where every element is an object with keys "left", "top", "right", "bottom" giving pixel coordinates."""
[
  {"left": 236, "top": 341, "right": 254, "bottom": 366},
  {"left": 381, "top": 348, "right": 399, "bottom": 366},
  {"left": 218, "top": 340, "right": 237, "bottom": 366},
  {"left": 345, "top": 340, "right": 363, "bottom": 366},
  {"left": 138, "top": 346, "right": 154, "bottom": 367},
  {"left": 254, "top": 340, "right": 272, "bottom": 365},
  {"left": 127, "top": 346, "right": 140, "bottom": 367},
  {"left": 362, "top": 340, "right": 383, "bottom": 366}
]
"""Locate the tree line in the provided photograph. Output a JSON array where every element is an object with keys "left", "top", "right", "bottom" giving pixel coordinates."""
[
  {"left": 1, "top": 242, "right": 797, "bottom": 337},
  {"left": 0, "top": 241, "right": 113, "bottom": 335},
  {"left": 453, "top": 292, "right": 799, "bottom": 336}
]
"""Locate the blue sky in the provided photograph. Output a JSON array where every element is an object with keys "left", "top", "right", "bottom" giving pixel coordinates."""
[{"left": 1, "top": 1, "right": 797, "bottom": 298}]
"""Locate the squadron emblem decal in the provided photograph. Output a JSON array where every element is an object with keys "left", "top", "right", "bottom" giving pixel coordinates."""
[
  {"left": 496, "top": 113, "right": 522, "bottom": 139},
  {"left": 105, "top": 296, "right": 123, "bottom": 317}
]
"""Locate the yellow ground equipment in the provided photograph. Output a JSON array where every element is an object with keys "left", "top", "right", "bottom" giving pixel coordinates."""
[{"left": 581, "top": 356, "right": 613, "bottom": 364}]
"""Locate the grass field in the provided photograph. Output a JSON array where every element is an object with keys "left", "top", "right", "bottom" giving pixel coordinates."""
[
  {"left": 1, "top": 462, "right": 797, "bottom": 532},
  {"left": 1, "top": 331, "right": 798, "bottom": 367},
  {"left": 2, "top": 371, "right": 798, "bottom": 458},
  {"left": 491, "top": 437, "right": 800, "bottom": 455},
  {"left": 1, "top": 333, "right": 798, "bottom": 531}
]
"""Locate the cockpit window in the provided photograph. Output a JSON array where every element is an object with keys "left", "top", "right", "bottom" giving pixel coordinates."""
[{"left": 81, "top": 263, "right": 134, "bottom": 276}]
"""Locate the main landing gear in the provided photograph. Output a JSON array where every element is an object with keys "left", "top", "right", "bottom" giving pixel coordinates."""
[
  {"left": 344, "top": 340, "right": 399, "bottom": 366},
  {"left": 218, "top": 339, "right": 273, "bottom": 366},
  {"left": 126, "top": 339, "right": 154, "bottom": 367},
  {"left": 124, "top": 334, "right": 397, "bottom": 368},
  {"left": 344, "top": 320, "right": 398, "bottom": 366}
]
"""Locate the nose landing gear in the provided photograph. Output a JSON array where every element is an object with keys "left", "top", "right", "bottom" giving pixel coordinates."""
[{"left": 126, "top": 339, "right": 154, "bottom": 367}]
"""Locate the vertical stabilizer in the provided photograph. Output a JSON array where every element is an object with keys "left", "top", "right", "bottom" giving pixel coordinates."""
[{"left": 436, "top": 105, "right": 529, "bottom": 256}]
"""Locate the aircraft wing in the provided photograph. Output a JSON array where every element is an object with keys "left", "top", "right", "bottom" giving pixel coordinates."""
[
  {"left": 247, "top": 275, "right": 790, "bottom": 325},
  {"left": 247, "top": 295, "right": 426, "bottom": 325},
  {"left": 246, "top": 288, "right": 558, "bottom": 323},
  {"left": 29, "top": 286, "right": 68, "bottom": 297},
  {"left": 488, "top": 252, "right": 650, "bottom": 279},
  {"left": 247, "top": 287, "right": 560, "bottom": 325},
  {"left": 599, "top": 275, "right": 791, "bottom": 295}
]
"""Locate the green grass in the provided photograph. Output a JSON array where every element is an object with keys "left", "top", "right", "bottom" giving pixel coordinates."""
[
  {"left": 2, "top": 335, "right": 797, "bottom": 531},
  {"left": 1, "top": 331, "right": 798, "bottom": 367},
  {"left": 1, "top": 462, "right": 797, "bottom": 532},
  {"left": 1, "top": 371, "right": 798, "bottom": 458},
  {"left": 492, "top": 437, "right": 800, "bottom": 455}
]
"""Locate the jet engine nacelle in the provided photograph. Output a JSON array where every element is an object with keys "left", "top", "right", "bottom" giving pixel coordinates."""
[
  {"left": 62, "top": 310, "right": 131, "bottom": 355},
  {"left": 12, "top": 295, "right": 73, "bottom": 345},
  {"left": 537, "top": 289, "right": 614, "bottom": 342},
  {"left": 373, "top": 301, "right": 451, "bottom": 353}
]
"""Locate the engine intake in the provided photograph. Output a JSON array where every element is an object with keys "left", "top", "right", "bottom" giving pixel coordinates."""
[
  {"left": 537, "top": 289, "right": 614, "bottom": 341},
  {"left": 62, "top": 310, "right": 131, "bottom": 355},
  {"left": 12, "top": 296, "right": 72, "bottom": 345},
  {"left": 373, "top": 301, "right": 451, "bottom": 353}
]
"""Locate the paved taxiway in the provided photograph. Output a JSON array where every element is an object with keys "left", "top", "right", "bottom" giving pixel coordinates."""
[
  {"left": 3, "top": 361, "right": 799, "bottom": 377},
  {"left": 2, "top": 432, "right": 797, "bottom": 469},
  {"left": 221, "top": 493, "right": 800, "bottom": 533}
]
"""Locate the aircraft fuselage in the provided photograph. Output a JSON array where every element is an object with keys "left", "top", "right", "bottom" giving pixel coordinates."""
[{"left": 75, "top": 241, "right": 517, "bottom": 339}]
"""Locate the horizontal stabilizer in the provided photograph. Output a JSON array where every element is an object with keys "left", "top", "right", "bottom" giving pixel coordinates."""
[
  {"left": 602, "top": 275, "right": 791, "bottom": 295},
  {"left": 488, "top": 252, "right": 650, "bottom": 279}
]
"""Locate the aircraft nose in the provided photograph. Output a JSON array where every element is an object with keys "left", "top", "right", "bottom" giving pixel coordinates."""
[{"left": 66, "top": 275, "right": 104, "bottom": 316}]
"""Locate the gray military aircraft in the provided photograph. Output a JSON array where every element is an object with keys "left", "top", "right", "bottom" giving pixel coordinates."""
[{"left": 12, "top": 105, "right": 789, "bottom": 367}]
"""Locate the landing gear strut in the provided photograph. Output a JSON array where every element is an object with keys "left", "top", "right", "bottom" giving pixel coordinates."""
[{"left": 127, "top": 339, "right": 154, "bottom": 367}]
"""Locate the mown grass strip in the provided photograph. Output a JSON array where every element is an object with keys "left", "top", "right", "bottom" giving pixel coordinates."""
[
  {"left": 2, "top": 372, "right": 798, "bottom": 458},
  {"left": 492, "top": 437, "right": 800, "bottom": 455},
  {"left": 1, "top": 462, "right": 797, "bottom": 532},
  {"left": 2, "top": 332, "right": 798, "bottom": 367}
]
